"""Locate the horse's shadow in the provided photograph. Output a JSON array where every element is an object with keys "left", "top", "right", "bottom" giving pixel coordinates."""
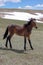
[{"left": 0, "top": 47, "right": 24, "bottom": 54}]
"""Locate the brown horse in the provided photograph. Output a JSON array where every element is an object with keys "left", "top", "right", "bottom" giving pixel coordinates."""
[{"left": 3, "top": 18, "right": 38, "bottom": 51}]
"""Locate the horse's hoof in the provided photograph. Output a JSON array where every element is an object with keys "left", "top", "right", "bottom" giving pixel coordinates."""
[
  {"left": 31, "top": 48, "right": 34, "bottom": 50},
  {"left": 24, "top": 48, "right": 26, "bottom": 51},
  {"left": 5, "top": 44, "right": 8, "bottom": 48},
  {"left": 10, "top": 46, "right": 12, "bottom": 49}
]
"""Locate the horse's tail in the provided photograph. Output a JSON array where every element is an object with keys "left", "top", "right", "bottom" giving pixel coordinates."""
[{"left": 3, "top": 27, "right": 8, "bottom": 39}]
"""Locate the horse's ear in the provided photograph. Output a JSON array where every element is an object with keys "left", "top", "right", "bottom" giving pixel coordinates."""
[
  {"left": 29, "top": 18, "right": 36, "bottom": 22},
  {"left": 29, "top": 18, "right": 33, "bottom": 21}
]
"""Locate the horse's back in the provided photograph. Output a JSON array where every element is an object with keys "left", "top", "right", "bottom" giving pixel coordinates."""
[
  {"left": 14, "top": 25, "right": 24, "bottom": 35},
  {"left": 8, "top": 24, "right": 24, "bottom": 35}
]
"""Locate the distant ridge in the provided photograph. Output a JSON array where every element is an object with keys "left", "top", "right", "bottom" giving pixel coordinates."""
[{"left": 0, "top": 8, "right": 43, "bottom": 14}]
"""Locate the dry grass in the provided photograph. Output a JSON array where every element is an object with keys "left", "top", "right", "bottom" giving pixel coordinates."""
[{"left": 0, "top": 18, "right": 43, "bottom": 65}]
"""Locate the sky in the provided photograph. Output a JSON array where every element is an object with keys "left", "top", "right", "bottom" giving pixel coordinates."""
[{"left": 0, "top": 0, "right": 43, "bottom": 10}]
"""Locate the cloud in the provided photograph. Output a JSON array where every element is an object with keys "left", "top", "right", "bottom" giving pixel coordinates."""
[
  {"left": 0, "top": 0, "right": 5, "bottom": 6},
  {"left": 0, "top": 1, "right": 5, "bottom": 6},
  {"left": 0, "top": 0, "right": 21, "bottom": 6},
  {"left": 22, "top": 4, "right": 43, "bottom": 9},
  {"left": 18, "top": 5, "right": 33, "bottom": 9},
  {"left": 5, "top": 0, "right": 21, "bottom": 3},
  {"left": 18, "top": 6, "right": 21, "bottom": 9},
  {"left": 24, "top": 5, "right": 33, "bottom": 9},
  {"left": 35, "top": 4, "right": 43, "bottom": 7}
]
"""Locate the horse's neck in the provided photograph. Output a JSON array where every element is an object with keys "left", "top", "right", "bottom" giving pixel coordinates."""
[
  {"left": 24, "top": 23, "right": 33, "bottom": 32},
  {"left": 24, "top": 24, "right": 28, "bottom": 28},
  {"left": 27, "top": 25, "right": 33, "bottom": 32}
]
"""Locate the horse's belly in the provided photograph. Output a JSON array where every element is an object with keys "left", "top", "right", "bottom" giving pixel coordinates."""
[
  {"left": 16, "top": 31, "right": 31, "bottom": 37},
  {"left": 16, "top": 32, "right": 24, "bottom": 36},
  {"left": 15, "top": 28, "right": 31, "bottom": 37}
]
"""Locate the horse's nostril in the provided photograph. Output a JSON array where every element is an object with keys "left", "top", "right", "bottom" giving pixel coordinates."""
[{"left": 36, "top": 27, "right": 38, "bottom": 29}]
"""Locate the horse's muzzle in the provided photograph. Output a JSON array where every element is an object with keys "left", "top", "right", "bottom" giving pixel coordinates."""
[{"left": 35, "top": 27, "right": 38, "bottom": 29}]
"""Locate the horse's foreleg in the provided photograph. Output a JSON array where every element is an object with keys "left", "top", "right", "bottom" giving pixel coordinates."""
[
  {"left": 24, "top": 37, "right": 26, "bottom": 51},
  {"left": 28, "top": 39, "right": 33, "bottom": 50}
]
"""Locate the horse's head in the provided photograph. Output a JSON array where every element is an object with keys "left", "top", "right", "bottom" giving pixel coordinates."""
[{"left": 28, "top": 18, "right": 38, "bottom": 29}]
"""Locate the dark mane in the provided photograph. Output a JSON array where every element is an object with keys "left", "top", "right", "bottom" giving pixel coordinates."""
[
  {"left": 24, "top": 18, "right": 36, "bottom": 27},
  {"left": 24, "top": 20, "right": 31, "bottom": 27}
]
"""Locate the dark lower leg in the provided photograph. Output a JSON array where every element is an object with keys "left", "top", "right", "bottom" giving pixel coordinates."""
[
  {"left": 8, "top": 35, "right": 12, "bottom": 48},
  {"left": 24, "top": 37, "right": 26, "bottom": 51},
  {"left": 9, "top": 39, "right": 12, "bottom": 48},
  {"left": 29, "top": 40, "right": 33, "bottom": 50},
  {"left": 5, "top": 37, "right": 8, "bottom": 48}
]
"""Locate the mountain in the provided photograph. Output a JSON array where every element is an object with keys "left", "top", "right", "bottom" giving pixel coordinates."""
[{"left": 0, "top": 8, "right": 43, "bottom": 23}]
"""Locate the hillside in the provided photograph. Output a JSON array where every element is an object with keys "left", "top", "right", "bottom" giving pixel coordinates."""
[{"left": 0, "top": 8, "right": 43, "bottom": 22}]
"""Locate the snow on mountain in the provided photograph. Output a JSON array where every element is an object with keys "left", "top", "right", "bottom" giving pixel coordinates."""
[{"left": 1, "top": 12, "right": 43, "bottom": 23}]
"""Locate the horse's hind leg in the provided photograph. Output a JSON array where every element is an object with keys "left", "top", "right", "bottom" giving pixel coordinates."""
[
  {"left": 28, "top": 38, "right": 33, "bottom": 50},
  {"left": 5, "top": 35, "right": 12, "bottom": 48},
  {"left": 8, "top": 35, "right": 12, "bottom": 48}
]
